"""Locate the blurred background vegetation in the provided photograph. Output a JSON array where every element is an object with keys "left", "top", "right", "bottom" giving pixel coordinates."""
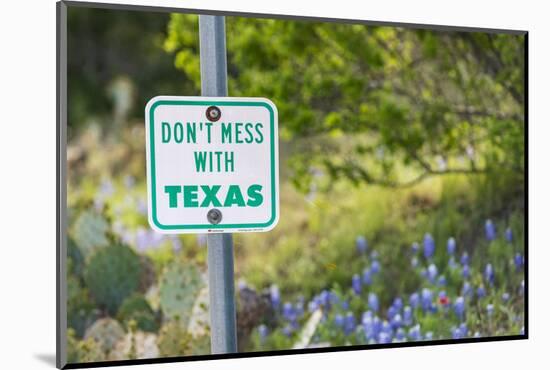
[{"left": 66, "top": 6, "right": 525, "bottom": 363}]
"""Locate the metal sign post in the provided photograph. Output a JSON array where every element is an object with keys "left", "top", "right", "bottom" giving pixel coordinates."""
[{"left": 198, "top": 15, "right": 238, "bottom": 354}]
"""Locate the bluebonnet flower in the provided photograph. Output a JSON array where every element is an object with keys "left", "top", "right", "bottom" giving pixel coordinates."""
[
  {"left": 378, "top": 332, "right": 391, "bottom": 344},
  {"left": 381, "top": 320, "right": 393, "bottom": 335},
  {"left": 344, "top": 312, "right": 356, "bottom": 335},
  {"left": 393, "top": 297, "right": 403, "bottom": 311},
  {"left": 427, "top": 264, "right": 438, "bottom": 283},
  {"left": 485, "top": 219, "right": 496, "bottom": 241},
  {"left": 356, "top": 236, "right": 368, "bottom": 254},
  {"left": 502, "top": 292, "right": 510, "bottom": 302},
  {"left": 448, "top": 256, "right": 457, "bottom": 269},
  {"left": 505, "top": 227, "right": 513, "bottom": 243},
  {"left": 514, "top": 253, "right": 524, "bottom": 271},
  {"left": 403, "top": 306, "right": 413, "bottom": 326},
  {"left": 452, "top": 327, "right": 463, "bottom": 339},
  {"left": 341, "top": 300, "right": 350, "bottom": 310},
  {"left": 391, "top": 313, "right": 403, "bottom": 329},
  {"left": 371, "top": 260, "right": 381, "bottom": 274},
  {"left": 320, "top": 290, "right": 331, "bottom": 308},
  {"left": 438, "top": 275, "right": 447, "bottom": 286},
  {"left": 460, "top": 252, "right": 469, "bottom": 266},
  {"left": 459, "top": 322, "right": 468, "bottom": 337},
  {"left": 411, "top": 242, "right": 419, "bottom": 254},
  {"left": 362, "top": 268, "right": 372, "bottom": 285},
  {"left": 352, "top": 274, "right": 362, "bottom": 295},
  {"left": 282, "top": 324, "right": 293, "bottom": 337},
  {"left": 395, "top": 328, "right": 406, "bottom": 341},
  {"left": 477, "top": 286, "right": 486, "bottom": 299},
  {"left": 368, "top": 292, "right": 379, "bottom": 312},
  {"left": 283, "top": 302, "right": 295, "bottom": 321},
  {"left": 328, "top": 292, "right": 339, "bottom": 306},
  {"left": 258, "top": 324, "right": 268, "bottom": 343},
  {"left": 387, "top": 305, "right": 397, "bottom": 321},
  {"left": 270, "top": 285, "right": 281, "bottom": 310},
  {"left": 454, "top": 296, "right": 465, "bottom": 319},
  {"left": 421, "top": 288, "right": 433, "bottom": 312},
  {"left": 484, "top": 263, "right": 495, "bottom": 285},
  {"left": 334, "top": 314, "right": 344, "bottom": 328},
  {"left": 462, "top": 282, "right": 473, "bottom": 298},
  {"left": 462, "top": 264, "right": 470, "bottom": 279},
  {"left": 409, "top": 292, "right": 420, "bottom": 309},
  {"left": 423, "top": 233, "right": 435, "bottom": 259},
  {"left": 447, "top": 237, "right": 456, "bottom": 255},
  {"left": 425, "top": 331, "right": 434, "bottom": 341},
  {"left": 361, "top": 310, "right": 373, "bottom": 324},
  {"left": 409, "top": 324, "right": 422, "bottom": 341},
  {"left": 295, "top": 298, "right": 305, "bottom": 318},
  {"left": 486, "top": 304, "right": 494, "bottom": 316}
]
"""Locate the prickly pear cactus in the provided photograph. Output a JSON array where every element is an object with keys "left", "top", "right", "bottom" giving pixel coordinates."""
[
  {"left": 67, "top": 275, "right": 100, "bottom": 338},
  {"left": 68, "top": 237, "right": 85, "bottom": 278},
  {"left": 156, "top": 320, "right": 193, "bottom": 357},
  {"left": 67, "top": 328, "right": 105, "bottom": 363},
  {"left": 159, "top": 262, "right": 203, "bottom": 327},
  {"left": 72, "top": 210, "right": 110, "bottom": 257},
  {"left": 84, "top": 244, "right": 143, "bottom": 314},
  {"left": 109, "top": 330, "right": 160, "bottom": 360},
  {"left": 117, "top": 294, "right": 159, "bottom": 332},
  {"left": 84, "top": 318, "right": 125, "bottom": 355}
]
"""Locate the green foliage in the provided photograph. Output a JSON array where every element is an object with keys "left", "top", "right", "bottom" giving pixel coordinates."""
[
  {"left": 72, "top": 210, "right": 110, "bottom": 257},
  {"left": 117, "top": 294, "right": 159, "bottom": 332},
  {"left": 165, "top": 15, "right": 524, "bottom": 190},
  {"left": 67, "top": 328, "right": 105, "bottom": 363},
  {"left": 158, "top": 262, "right": 203, "bottom": 327},
  {"left": 84, "top": 244, "right": 143, "bottom": 315},
  {"left": 157, "top": 319, "right": 210, "bottom": 357},
  {"left": 67, "top": 275, "right": 100, "bottom": 338}
]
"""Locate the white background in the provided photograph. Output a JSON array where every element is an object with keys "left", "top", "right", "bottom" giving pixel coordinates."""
[{"left": 0, "top": 0, "right": 546, "bottom": 369}]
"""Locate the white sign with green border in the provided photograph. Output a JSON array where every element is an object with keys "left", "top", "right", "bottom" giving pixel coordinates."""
[{"left": 145, "top": 96, "right": 279, "bottom": 234}]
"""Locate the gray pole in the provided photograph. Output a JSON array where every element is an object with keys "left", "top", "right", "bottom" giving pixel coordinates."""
[{"left": 198, "top": 15, "right": 238, "bottom": 354}]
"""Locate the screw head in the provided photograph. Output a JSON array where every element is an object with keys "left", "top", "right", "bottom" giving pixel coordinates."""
[
  {"left": 207, "top": 208, "right": 223, "bottom": 224},
  {"left": 206, "top": 106, "right": 221, "bottom": 122}
]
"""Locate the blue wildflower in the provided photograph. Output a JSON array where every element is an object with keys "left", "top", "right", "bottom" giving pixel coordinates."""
[
  {"left": 447, "top": 237, "right": 456, "bottom": 255},
  {"left": 484, "top": 263, "right": 495, "bottom": 285},
  {"left": 411, "top": 242, "right": 419, "bottom": 254},
  {"left": 514, "top": 253, "right": 524, "bottom": 271},
  {"left": 258, "top": 324, "right": 268, "bottom": 343},
  {"left": 409, "top": 324, "right": 422, "bottom": 341},
  {"left": 344, "top": 312, "right": 356, "bottom": 335},
  {"left": 341, "top": 300, "right": 350, "bottom": 311},
  {"left": 486, "top": 304, "right": 494, "bottom": 316},
  {"left": 421, "top": 288, "right": 433, "bottom": 312},
  {"left": 371, "top": 260, "right": 381, "bottom": 274},
  {"left": 282, "top": 324, "right": 293, "bottom": 337},
  {"left": 391, "top": 313, "right": 403, "bottom": 329},
  {"left": 425, "top": 331, "right": 434, "bottom": 341},
  {"left": 462, "top": 265, "right": 470, "bottom": 279},
  {"left": 356, "top": 236, "right": 368, "bottom": 254},
  {"left": 460, "top": 252, "right": 469, "bottom": 266},
  {"left": 448, "top": 256, "right": 457, "bottom": 269},
  {"left": 485, "top": 219, "right": 496, "bottom": 241},
  {"left": 462, "top": 282, "right": 473, "bottom": 298},
  {"left": 403, "top": 306, "right": 413, "bottom": 326},
  {"left": 362, "top": 268, "right": 372, "bottom": 285},
  {"left": 423, "top": 233, "right": 435, "bottom": 259},
  {"left": 270, "top": 285, "right": 280, "bottom": 310},
  {"left": 352, "top": 274, "right": 362, "bottom": 295},
  {"left": 409, "top": 292, "right": 420, "bottom": 309},
  {"left": 334, "top": 314, "right": 345, "bottom": 328},
  {"left": 454, "top": 297, "right": 465, "bottom": 319},
  {"left": 395, "top": 328, "right": 406, "bottom": 341},
  {"left": 477, "top": 286, "right": 486, "bottom": 299},
  {"left": 283, "top": 302, "right": 295, "bottom": 321},
  {"left": 427, "top": 264, "right": 438, "bottom": 283},
  {"left": 368, "top": 292, "right": 379, "bottom": 312},
  {"left": 452, "top": 327, "right": 462, "bottom": 339},
  {"left": 459, "top": 322, "right": 468, "bottom": 337},
  {"left": 505, "top": 227, "right": 513, "bottom": 243},
  {"left": 502, "top": 292, "right": 510, "bottom": 302},
  {"left": 393, "top": 297, "right": 404, "bottom": 311},
  {"left": 438, "top": 275, "right": 447, "bottom": 286},
  {"left": 378, "top": 332, "right": 391, "bottom": 344}
]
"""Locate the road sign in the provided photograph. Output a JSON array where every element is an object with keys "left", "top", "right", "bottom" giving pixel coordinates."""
[{"left": 145, "top": 95, "right": 279, "bottom": 234}]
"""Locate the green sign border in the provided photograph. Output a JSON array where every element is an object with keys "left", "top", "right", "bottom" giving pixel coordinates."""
[{"left": 148, "top": 99, "right": 277, "bottom": 230}]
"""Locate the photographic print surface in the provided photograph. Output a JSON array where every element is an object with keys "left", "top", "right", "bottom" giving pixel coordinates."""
[{"left": 61, "top": 2, "right": 526, "bottom": 366}]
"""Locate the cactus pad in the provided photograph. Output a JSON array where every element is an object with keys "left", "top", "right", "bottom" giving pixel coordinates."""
[
  {"left": 159, "top": 262, "right": 203, "bottom": 327},
  {"left": 84, "top": 318, "right": 125, "bottom": 355},
  {"left": 72, "top": 210, "right": 110, "bottom": 257},
  {"left": 117, "top": 294, "right": 159, "bottom": 332},
  {"left": 84, "top": 244, "right": 143, "bottom": 314}
]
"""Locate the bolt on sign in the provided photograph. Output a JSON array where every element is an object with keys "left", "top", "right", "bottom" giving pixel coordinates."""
[{"left": 145, "top": 96, "right": 279, "bottom": 234}]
